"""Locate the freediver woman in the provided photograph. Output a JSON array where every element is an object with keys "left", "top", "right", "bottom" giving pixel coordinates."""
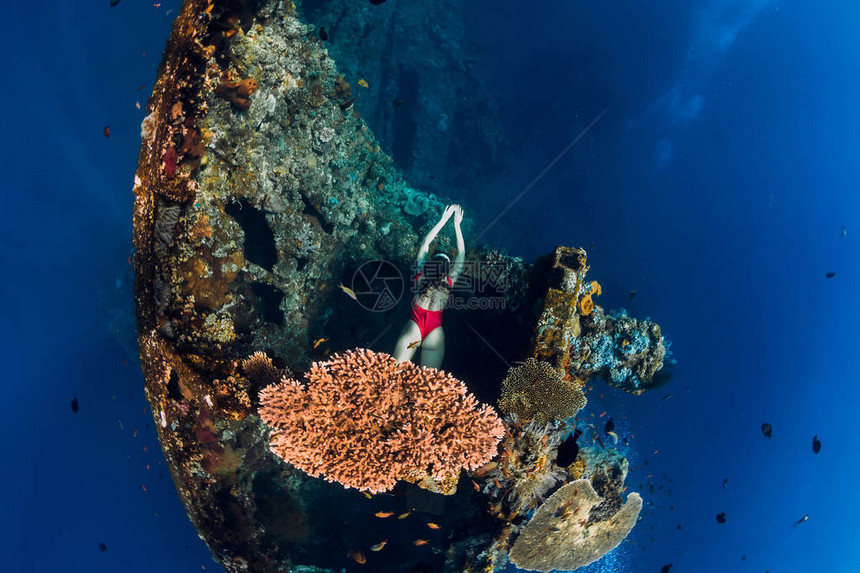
[{"left": 393, "top": 204, "right": 465, "bottom": 368}]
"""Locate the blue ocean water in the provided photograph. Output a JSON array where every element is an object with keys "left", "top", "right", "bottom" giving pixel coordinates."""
[{"left": 2, "top": 1, "right": 858, "bottom": 572}]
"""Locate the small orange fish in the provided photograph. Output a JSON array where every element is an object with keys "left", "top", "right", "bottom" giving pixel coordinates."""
[
  {"left": 347, "top": 550, "right": 366, "bottom": 564},
  {"left": 407, "top": 340, "right": 420, "bottom": 349},
  {"left": 363, "top": 492, "right": 373, "bottom": 499},
  {"left": 413, "top": 539, "right": 429, "bottom": 546},
  {"left": 135, "top": 101, "right": 141, "bottom": 110},
  {"left": 141, "top": 484, "right": 147, "bottom": 492},
  {"left": 313, "top": 337, "right": 328, "bottom": 349},
  {"left": 133, "top": 429, "right": 138, "bottom": 438},
  {"left": 338, "top": 283, "right": 357, "bottom": 300},
  {"left": 471, "top": 480, "right": 480, "bottom": 491},
  {"left": 103, "top": 125, "right": 111, "bottom": 138},
  {"left": 426, "top": 522, "right": 441, "bottom": 530},
  {"left": 143, "top": 445, "right": 147, "bottom": 452},
  {"left": 374, "top": 511, "right": 394, "bottom": 518},
  {"left": 146, "top": 464, "right": 150, "bottom": 470},
  {"left": 370, "top": 540, "right": 388, "bottom": 552},
  {"left": 397, "top": 511, "right": 412, "bottom": 519},
  {"left": 358, "top": 78, "right": 369, "bottom": 88}
]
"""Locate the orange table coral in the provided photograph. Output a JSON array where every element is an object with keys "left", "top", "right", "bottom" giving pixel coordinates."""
[{"left": 257, "top": 348, "right": 504, "bottom": 494}]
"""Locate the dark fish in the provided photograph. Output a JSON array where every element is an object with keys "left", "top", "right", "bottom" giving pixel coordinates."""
[
  {"left": 99, "top": 542, "right": 107, "bottom": 551},
  {"left": 318, "top": 27, "right": 328, "bottom": 41},
  {"left": 716, "top": 512, "right": 726, "bottom": 523},
  {"left": 794, "top": 513, "right": 809, "bottom": 528},
  {"left": 721, "top": 477, "right": 728, "bottom": 489},
  {"left": 340, "top": 96, "right": 358, "bottom": 110},
  {"left": 812, "top": 435, "right": 821, "bottom": 453},
  {"left": 661, "top": 565, "right": 672, "bottom": 573},
  {"left": 761, "top": 422, "right": 772, "bottom": 438},
  {"left": 103, "top": 125, "right": 111, "bottom": 138},
  {"left": 604, "top": 417, "right": 615, "bottom": 435},
  {"left": 629, "top": 290, "right": 636, "bottom": 301},
  {"left": 662, "top": 393, "right": 674, "bottom": 400},
  {"left": 369, "top": 0, "right": 387, "bottom": 4},
  {"left": 71, "top": 397, "right": 79, "bottom": 413},
  {"left": 826, "top": 271, "right": 836, "bottom": 278},
  {"left": 393, "top": 98, "right": 405, "bottom": 106},
  {"left": 110, "top": 0, "right": 121, "bottom": 6}
]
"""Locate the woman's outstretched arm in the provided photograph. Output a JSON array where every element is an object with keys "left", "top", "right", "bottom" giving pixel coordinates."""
[
  {"left": 449, "top": 205, "right": 466, "bottom": 282},
  {"left": 416, "top": 205, "right": 456, "bottom": 270}
]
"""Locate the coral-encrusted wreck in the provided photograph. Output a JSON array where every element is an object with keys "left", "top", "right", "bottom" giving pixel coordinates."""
[{"left": 133, "top": 1, "right": 670, "bottom": 572}]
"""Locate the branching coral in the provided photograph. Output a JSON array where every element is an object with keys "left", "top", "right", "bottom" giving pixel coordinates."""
[
  {"left": 509, "top": 478, "right": 642, "bottom": 572},
  {"left": 498, "top": 358, "right": 586, "bottom": 425},
  {"left": 257, "top": 349, "right": 504, "bottom": 494}
]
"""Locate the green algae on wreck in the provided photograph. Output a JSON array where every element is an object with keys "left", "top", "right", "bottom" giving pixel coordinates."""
[{"left": 132, "top": 2, "right": 668, "bottom": 571}]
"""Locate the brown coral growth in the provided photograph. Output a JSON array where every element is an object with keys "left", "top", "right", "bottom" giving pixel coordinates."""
[
  {"left": 242, "top": 351, "right": 286, "bottom": 389},
  {"left": 257, "top": 349, "right": 505, "bottom": 494},
  {"left": 215, "top": 77, "right": 258, "bottom": 110}
]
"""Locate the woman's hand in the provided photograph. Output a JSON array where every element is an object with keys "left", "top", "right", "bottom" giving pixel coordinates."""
[
  {"left": 440, "top": 204, "right": 456, "bottom": 225},
  {"left": 453, "top": 205, "right": 464, "bottom": 226}
]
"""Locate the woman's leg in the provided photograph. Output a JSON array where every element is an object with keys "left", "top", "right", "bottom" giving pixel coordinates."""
[
  {"left": 420, "top": 327, "right": 445, "bottom": 368},
  {"left": 393, "top": 321, "right": 423, "bottom": 363}
]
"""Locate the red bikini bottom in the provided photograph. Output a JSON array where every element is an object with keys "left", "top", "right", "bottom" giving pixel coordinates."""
[{"left": 411, "top": 304, "right": 444, "bottom": 340}]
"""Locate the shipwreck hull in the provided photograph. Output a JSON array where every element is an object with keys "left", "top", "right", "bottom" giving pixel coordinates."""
[{"left": 133, "top": 2, "right": 663, "bottom": 571}]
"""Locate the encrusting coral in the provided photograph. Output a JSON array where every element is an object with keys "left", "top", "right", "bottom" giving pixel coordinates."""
[
  {"left": 579, "top": 280, "right": 601, "bottom": 316},
  {"left": 498, "top": 358, "right": 586, "bottom": 425},
  {"left": 571, "top": 307, "right": 669, "bottom": 394},
  {"left": 257, "top": 348, "right": 504, "bottom": 494},
  {"left": 214, "top": 76, "right": 259, "bottom": 110},
  {"left": 508, "top": 478, "right": 642, "bottom": 572}
]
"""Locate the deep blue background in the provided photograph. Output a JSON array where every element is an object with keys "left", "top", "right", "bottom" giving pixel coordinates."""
[{"left": 2, "top": 1, "right": 858, "bottom": 572}]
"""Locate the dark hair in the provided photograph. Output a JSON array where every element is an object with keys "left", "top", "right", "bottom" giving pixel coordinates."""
[{"left": 418, "top": 254, "right": 451, "bottom": 292}]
